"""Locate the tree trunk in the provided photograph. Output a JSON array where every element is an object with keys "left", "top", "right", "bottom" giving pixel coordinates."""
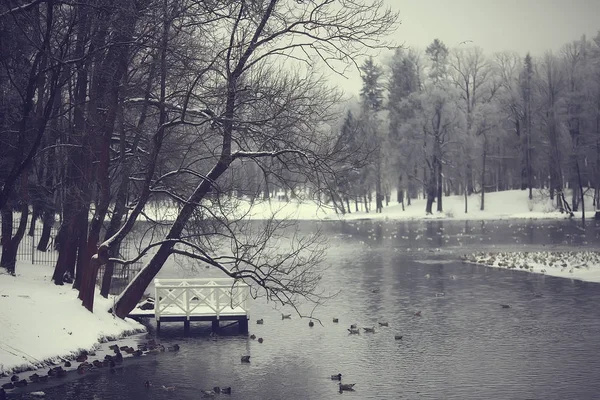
[
  {"left": 114, "top": 160, "right": 231, "bottom": 318},
  {"left": 436, "top": 159, "right": 442, "bottom": 213},
  {"left": 480, "top": 136, "right": 487, "bottom": 211},
  {"left": 37, "top": 211, "right": 54, "bottom": 251},
  {"left": 28, "top": 208, "right": 39, "bottom": 237},
  {"left": 1, "top": 201, "right": 29, "bottom": 275}
]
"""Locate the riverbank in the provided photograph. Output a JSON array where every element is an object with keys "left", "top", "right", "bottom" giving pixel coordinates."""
[
  {"left": 143, "top": 189, "right": 594, "bottom": 222},
  {"left": 462, "top": 251, "right": 600, "bottom": 283},
  {"left": 0, "top": 261, "right": 145, "bottom": 377}
]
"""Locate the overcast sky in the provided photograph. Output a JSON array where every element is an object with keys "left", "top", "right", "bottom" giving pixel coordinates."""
[{"left": 335, "top": 0, "right": 600, "bottom": 97}]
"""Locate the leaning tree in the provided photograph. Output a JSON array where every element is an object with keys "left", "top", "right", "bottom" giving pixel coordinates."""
[{"left": 75, "top": 0, "right": 399, "bottom": 316}]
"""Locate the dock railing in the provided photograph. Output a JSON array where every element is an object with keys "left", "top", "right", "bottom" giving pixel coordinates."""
[{"left": 154, "top": 278, "right": 250, "bottom": 321}]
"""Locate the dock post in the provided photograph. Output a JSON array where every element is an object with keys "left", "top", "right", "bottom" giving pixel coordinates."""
[
  {"left": 156, "top": 320, "right": 161, "bottom": 335},
  {"left": 184, "top": 319, "right": 190, "bottom": 334},
  {"left": 238, "top": 318, "right": 249, "bottom": 334},
  {"left": 212, "top": 320, "right": 219, "bottom": 333}
]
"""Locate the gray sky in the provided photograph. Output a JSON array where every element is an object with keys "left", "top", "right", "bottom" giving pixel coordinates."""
[{"left": 335, "top": 0, "right": 600, "bottom": 97}]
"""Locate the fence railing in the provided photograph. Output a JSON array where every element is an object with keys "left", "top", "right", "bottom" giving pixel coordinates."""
[
  {"left": 2, "top": 218, "right": 143, "bottom": 294},
  {"left": 14, "top": 224, "right": 59, "bottom": 265},
  {"left": 155, "top": 278, "right": 250, "bottom": 320}
]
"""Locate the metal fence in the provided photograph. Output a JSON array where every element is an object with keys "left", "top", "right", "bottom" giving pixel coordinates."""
[
  {"left": 98, "top": 263, "right": 143, "bottom": 295},
  {"left": 2, "top": 218, "right": 144, "bottom": 294},
  {"left": 15, "top": 224, "right": 59, "bottom": 265}
]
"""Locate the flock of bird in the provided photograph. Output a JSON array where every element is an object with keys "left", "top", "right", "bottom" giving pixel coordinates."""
[
  {"left": 461, "top": 250, "right": 600, "bottom": 274},
  {"left": 0, "top": 339, "right": 183, "bottom": 399}
]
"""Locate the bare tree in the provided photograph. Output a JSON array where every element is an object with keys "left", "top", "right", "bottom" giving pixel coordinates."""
[{"left": 71, "top": 0, "right": 400, "bottom": 317}]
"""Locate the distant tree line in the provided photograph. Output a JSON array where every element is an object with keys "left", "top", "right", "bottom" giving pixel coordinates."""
[{"left": 329, "top": 33, "right": 600, "bottom": 218}]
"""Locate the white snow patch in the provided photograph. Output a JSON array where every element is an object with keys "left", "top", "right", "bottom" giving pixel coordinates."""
[
  {"left": 140, "top": 189, "right": 587, "bottom": 222},
  {"left": 462, "top": 251, "right": 600, "bottom": 283},
  {"left": 0, "top": 262, "right": 145, "bottom": 376}
]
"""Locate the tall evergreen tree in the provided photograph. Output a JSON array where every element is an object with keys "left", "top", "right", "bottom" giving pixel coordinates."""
[{"left": 359, "top": 57, "right": 385, "bottom": 212}]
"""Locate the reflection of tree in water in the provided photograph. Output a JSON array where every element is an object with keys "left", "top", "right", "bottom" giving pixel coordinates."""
[
  {"left": 464, "top": 220, "right": 472, "bottom": 235},
  {"left": 526, "top": 224, "right": 535, "bottom": 244},
  {"left": 425, "top": 221, "right": 444, "bottom": 248},
  {"left": 375, "top": 223, "right": 383, "bottom": 242}
]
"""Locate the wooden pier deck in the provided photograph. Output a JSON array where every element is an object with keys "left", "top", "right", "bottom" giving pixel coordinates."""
[{"left": 128, "top": 277, "right": 250, "bottom": 334}]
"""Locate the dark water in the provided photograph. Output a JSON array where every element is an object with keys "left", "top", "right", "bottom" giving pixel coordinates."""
[{"left": 9, "top": 219, "right": 600, "bottom": 400}]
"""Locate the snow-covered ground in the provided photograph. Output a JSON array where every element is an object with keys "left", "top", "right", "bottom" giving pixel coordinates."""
[
  {"left": 0, "top": 262, "right": 145, "bottom": 377},
  {"left": 142, "top": 189, "right": 590, "bottom": 222},
  {"left": 462, "top": 251, "right": 600, "bottom": 283}
]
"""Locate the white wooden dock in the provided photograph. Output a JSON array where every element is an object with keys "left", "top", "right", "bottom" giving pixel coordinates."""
[{"left": 129, "top": 277, "right": 250, "bottom": 333}]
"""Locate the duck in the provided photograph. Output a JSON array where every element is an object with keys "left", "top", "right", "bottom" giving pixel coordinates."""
[
  {"left": 221, "top": 387, "right": 232, "bottom": 394},
  {"left": 161, "top": 385, "right": 175, "bottom": 391},
  {"left": 75, "top": 354, "right": 87, "bottom": 363},
  {"left": 308, "top": 321, "right": 314, "bottom": 327},
  {"left": 144, "top": 380, "right": 152, "bottom": 388},
  {"left": 281, "top": 314, "right": 291, "bottom": 320},
  {"left": 378, "top": 322, "right": 389, "bottom": 327},
  {"left": 14, "top": 379, "right": 28, "bottom": 388},
  {"left": 201, "top": 389, "right": 216, "bottom": 397},
  {"left": 501, "top": 304, "right": 511, "bottom": 309},
  {"left": 92, "top": 360, "right": 103, "bottom": 368},
  {"left": 109, "top": 344, "right": 120, "bottom": 351},
  {"left": 213, "top": 387, "right": 221, "bottom": 394},
  {"left": 256, "top": 319, "right": 264, "bottom": 324},
  {"left": 29, "top": 373, "right": 40, "bottom": 382},
  {"left": 395, "top": 335, "right": 403, "bottom": 340},
  {"left": 363, "top": 327, "right": 375, "bottom": 333},
  {"left": 119, "top": 345, "right": 130, "bottom": 351},
  {"left": 241, "top": 355, "right": 251, "bottom": 363},
  {"left": 30, "top": 391, "right": 45, "bottom": 398},
  {"left": 249, "top": 334, "right": 256, "bottom": 340},
  {"left": 414, "top": 311, "right": 422, "bottom": 317},
  {"left": 350, "top": 324, "right": 357, "bottom": 329},
  {"left": 167, "top": 344, "right": 180, "bottom": 352},
  {"left": 331, "top": 373, "right": 342, "bottom": 380},
  {"left": 257, "top": 338, "right": 264, "bottom": 343},
  {"left": 332, "top": 318, "right": 339, "bottom": 323},
  {"left": 347, "top": 328, "right": 360, "bottom": 334},
  {"left": 132, "top": 350, "right": 143, "bottom": 356},
  {"left": 339, "top": 383, "right": 356, "bottom": 391}
]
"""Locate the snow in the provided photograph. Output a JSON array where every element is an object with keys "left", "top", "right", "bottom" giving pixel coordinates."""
[
  {"left": 462, "top": 251, "right": 600, "bottom": 283},
  {"left": 141, "top": 189, "right": 585, "bottom": 222},
  {"left": 0, "top": 262, "right": 145, "bottom": 377}
]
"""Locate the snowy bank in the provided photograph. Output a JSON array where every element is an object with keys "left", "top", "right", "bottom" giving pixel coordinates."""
[
  {"left": 141, "top": 189, "right": 586, "bottom": 222},
  {"left": 0, "top": 262, "right": 145, "bottom": 376},
  {"left": 462, "top": 251, "right": 600, "bottom": 283}
]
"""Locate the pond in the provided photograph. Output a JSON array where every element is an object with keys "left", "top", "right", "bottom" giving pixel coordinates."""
[{"left": 9, "top": 219, "right": 600, "bottom": 400}]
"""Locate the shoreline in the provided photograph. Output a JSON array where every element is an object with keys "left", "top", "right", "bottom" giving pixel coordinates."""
[{"left": 0, "top": 262, "right": 146, "bottom": 377}]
